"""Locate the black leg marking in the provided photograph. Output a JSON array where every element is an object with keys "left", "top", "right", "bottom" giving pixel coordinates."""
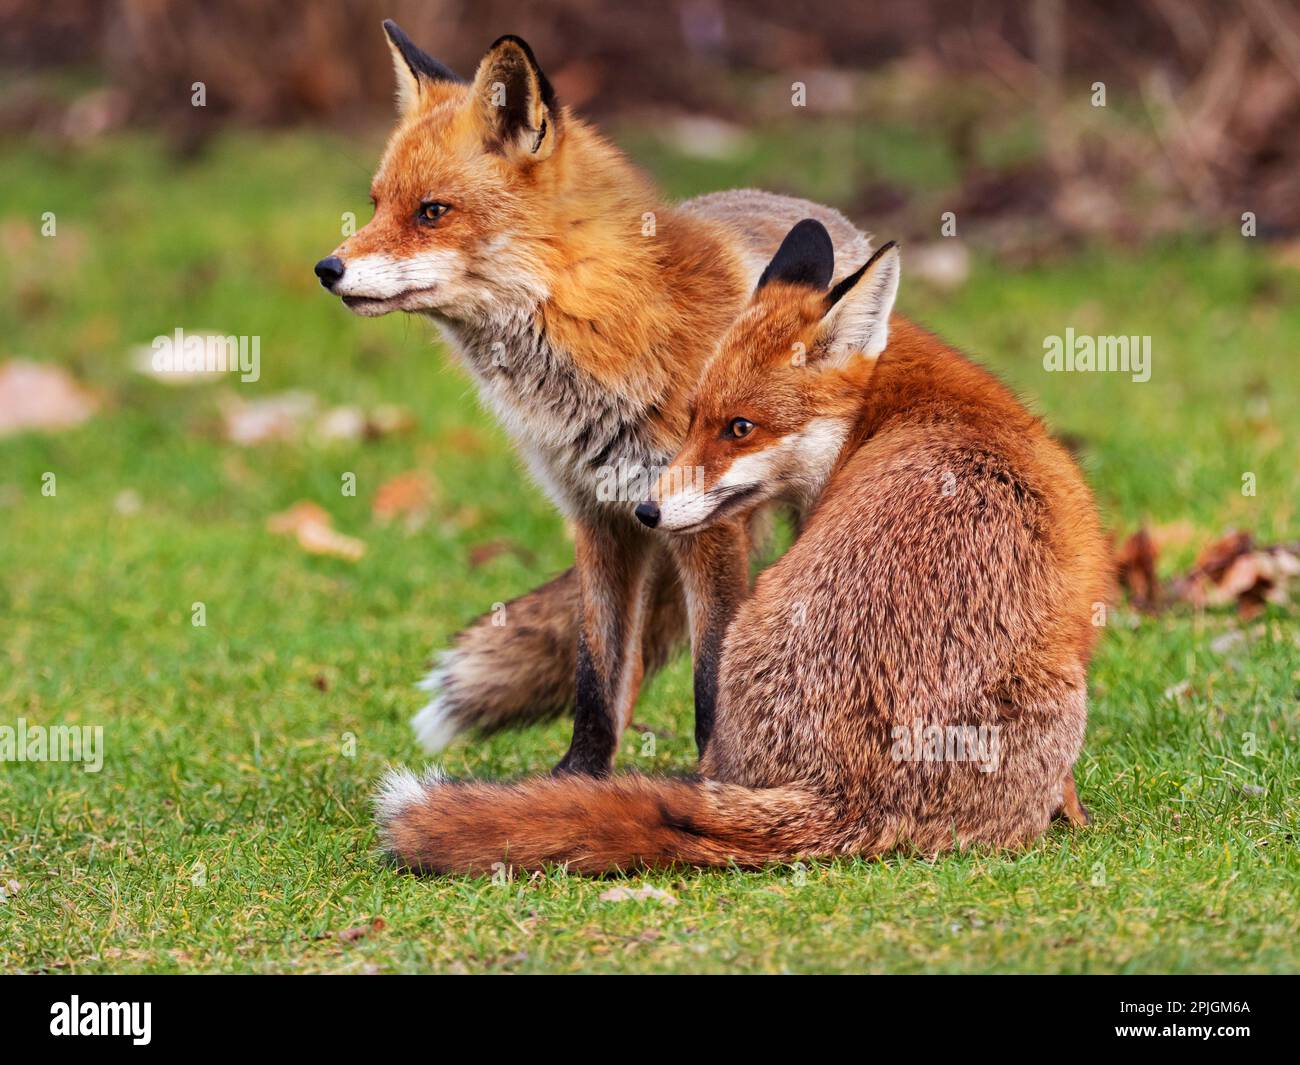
[
  {"left": 693, "top": 624, "right": 724, "bottom": 756},
  {"left": 554, "top": 636, "right": 617, "bottom": 777}
]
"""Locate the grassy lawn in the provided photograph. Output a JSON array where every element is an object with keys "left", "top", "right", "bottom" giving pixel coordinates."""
[{"left": 1, "top": 127, "right": 1297, "bottom": 973}]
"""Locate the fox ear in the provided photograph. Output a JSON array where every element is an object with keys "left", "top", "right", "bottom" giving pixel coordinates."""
[
  {"left": 817, "top": 242, "right": 900, "bottom": 365},
  {"left": 470, "top": 35, "right": 560, "bottom": 162},
  {"left": 757, "top": 219, "right": 835, "bottom": 292},
  {"left": 383, "top": 20, "right": 464, "bottom": 117}
]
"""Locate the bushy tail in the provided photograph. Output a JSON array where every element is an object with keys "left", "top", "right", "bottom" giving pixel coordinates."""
[
  {"left": 411, "top": 565, "right": 687, "bottom": 752},
  {"left": 374, "top": 768, "right": 836, "bottom": 875}
]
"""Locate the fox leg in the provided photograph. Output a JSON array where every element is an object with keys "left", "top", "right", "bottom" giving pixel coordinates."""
[
  {"left": 553, "top": 520, "right": 656, "bottom": 777},
  {"left": 412, "top": 561, "right": 689, "bottom": 753},
  {"left": 1053, "top": 767, "right": 1092, "bottom": 827},
  {"left": 667, "top": 518, "right": 751, "bottom": 755}
]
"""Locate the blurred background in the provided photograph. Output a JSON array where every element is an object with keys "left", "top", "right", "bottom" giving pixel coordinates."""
[{"left": 4, "top": 0, "right": 1300, "bottom": 243}]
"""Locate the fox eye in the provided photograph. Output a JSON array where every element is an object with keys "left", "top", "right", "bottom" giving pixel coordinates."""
[
  {"left": 726, "top": 417, "right": 755, "bottom": 440},
  {"left": 417, "top": 201, "right": 451, "bottom": 225}
]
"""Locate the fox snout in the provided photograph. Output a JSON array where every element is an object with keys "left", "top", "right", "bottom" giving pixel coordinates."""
[
  {"left": 314, "top": 256, "right": 345, "bottom": 290},
  {"left": 634, "top": 500, "right": 660, "bottom": 528},
  {"left": 640, "top": 464, "right": 744, "bottom": 535}
]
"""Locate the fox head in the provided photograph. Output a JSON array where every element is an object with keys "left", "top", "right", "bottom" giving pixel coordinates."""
[
  {"left": 315, "top": 22, "right": 566, "bottom": 319},
  {"left": 636, "top": 220, "right": 900, "bottom": 533}
]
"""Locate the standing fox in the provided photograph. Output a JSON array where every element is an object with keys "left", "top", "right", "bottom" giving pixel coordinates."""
[
  {"left": 374, "top": 220, "right": 1110, "bottom": 874},
  {"left": 316, "top": 22, "right": 872, "bottom": 773}
]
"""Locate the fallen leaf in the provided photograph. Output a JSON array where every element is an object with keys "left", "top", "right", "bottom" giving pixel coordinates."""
[
  {"left": 221, "top": 394, "right": 413, "bottom": 446},
  {"left": 468, "top": 538, "right": 535, "bottom": 568},
  {"left": 1194, "top": 530, "right": 1254, "bottom": 582},
  {"left": 267, "top": 501, "right": 366, "bottom": 562},
  {"left": 315, "top": 404, "right": 415, "bottom": 444},
  {"left": 0, "top": 360, "right": 99, "bottom": 437},
  {"left": 293, "top": 519, "right": 367, "bottom": 562},
  {"left": 599, "top": 885, "right": 678, "bottom": 905},
  {"left": 221, "top": 391, "right": 316, "bottom": 445},
  {"left": 314, "top": 405, "right": 368, "bottom": 443},
  {"left": 1115, "top": 528, "right": 1160, "bottom": 610},
  {"left": 372, "top": 471, "right": 434, "bottom": 525},
  {"left": 1216, "top": 553, "right": 1265, "bottom": 603},
  {"left": 1172, "top": 532, "right": 1297, "bottom": 617},
  {"left": 337, "top": 918, "right": 385, "bottom": 943},
  {"left": 366, "top": 404, "right": 415, "bottom": 438},
  {"left": 266, "top": 501, "right": 330, "bottom": 535}
]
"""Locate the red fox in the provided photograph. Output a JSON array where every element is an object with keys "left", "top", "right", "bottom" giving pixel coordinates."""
[
  {"left": 316, "top": 23, "right": 872, "bottom": 774},
  {"left": 374, "top": 219, "right": 1110, "bottom": 874}
]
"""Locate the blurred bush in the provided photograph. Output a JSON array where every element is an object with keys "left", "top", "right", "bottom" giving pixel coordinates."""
[{"left": 3, "top": 0, "right": 1299, "bottom": 239}]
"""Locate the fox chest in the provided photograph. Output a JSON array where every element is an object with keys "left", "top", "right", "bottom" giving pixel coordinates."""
[{"left": 440, "top": 318, "right": 672, "bottom": 519}]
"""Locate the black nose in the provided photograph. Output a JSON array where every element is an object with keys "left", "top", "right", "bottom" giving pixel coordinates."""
[
  {"left": 634, "top": 501, "right": 660, "bottom": 528},
  {"left": 314, "top": 256, "right": 345, "bottom": 289}
]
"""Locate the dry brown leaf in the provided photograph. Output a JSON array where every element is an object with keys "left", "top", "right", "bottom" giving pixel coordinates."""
[
  {"left": 1194, "top": 530, "right": 1254, "bottom": 580},
  {"left": 337, "top": 918, "right": 385, "bottom": 943},
  {"left": 293, "top": 520, "right": 366, "bottom": 562},
  {"left": 366, "top": 404, "right": 415, "bottom": 438},
  {"left": 266, "top": 501, "right": 330, "bottom": 535},
  {"left": 1115, "top": 528, "right": 1160, "bottom": 610},
  {"left": 1166, "top": 531, "right": 1299, "bottom": 618},
  {"left": 1215, "top": 553, "right": 1265, "bottom": 603},
  {"left": 468, "top": 538, "right": 535, "bottom": 568},
  {"left": 267, "top": 501, "right": 365, "bottom": 562},
  {"left": 372, "top": 471, "right": 434, "bottom": 525},
  {"left": 0, "top": 360, "right": 99, "bottom": 437}
]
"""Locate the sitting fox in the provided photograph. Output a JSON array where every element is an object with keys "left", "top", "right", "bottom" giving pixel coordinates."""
[
  {"left": 374, "top": 220, "right": 1110, "bottom": 874},
  {"left": 315, "top": 22, "right": 872, "bottom": 774}
]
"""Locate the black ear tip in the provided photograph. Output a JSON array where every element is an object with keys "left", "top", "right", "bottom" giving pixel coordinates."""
[
  {"left": 789, "top": 218, "right": 833, "bottom": 245},
  {"left": 756, "top": 218, "right": 836, "bottom": 293},
  {"left": 488, "top": 33, "right": 544, "bottom": 73},
  {"left": 825, "top": 239, "right": 902, "bottom": 307},
  {"left": 384, "top": 19, "right": 465, "bottom": 86},
  {"left": 486, "top": 34, "right": 556, "bottom": 106},
  {"left": 859, "top": 239, "right": 901, "bottom": 274},
  {"left": 489, "top": 33, "right": 532, "bottom": 52}
]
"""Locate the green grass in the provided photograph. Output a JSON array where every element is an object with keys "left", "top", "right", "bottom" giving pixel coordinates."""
[{"left": 1, "top": 129, "right": 1297, "bottom": 973}]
